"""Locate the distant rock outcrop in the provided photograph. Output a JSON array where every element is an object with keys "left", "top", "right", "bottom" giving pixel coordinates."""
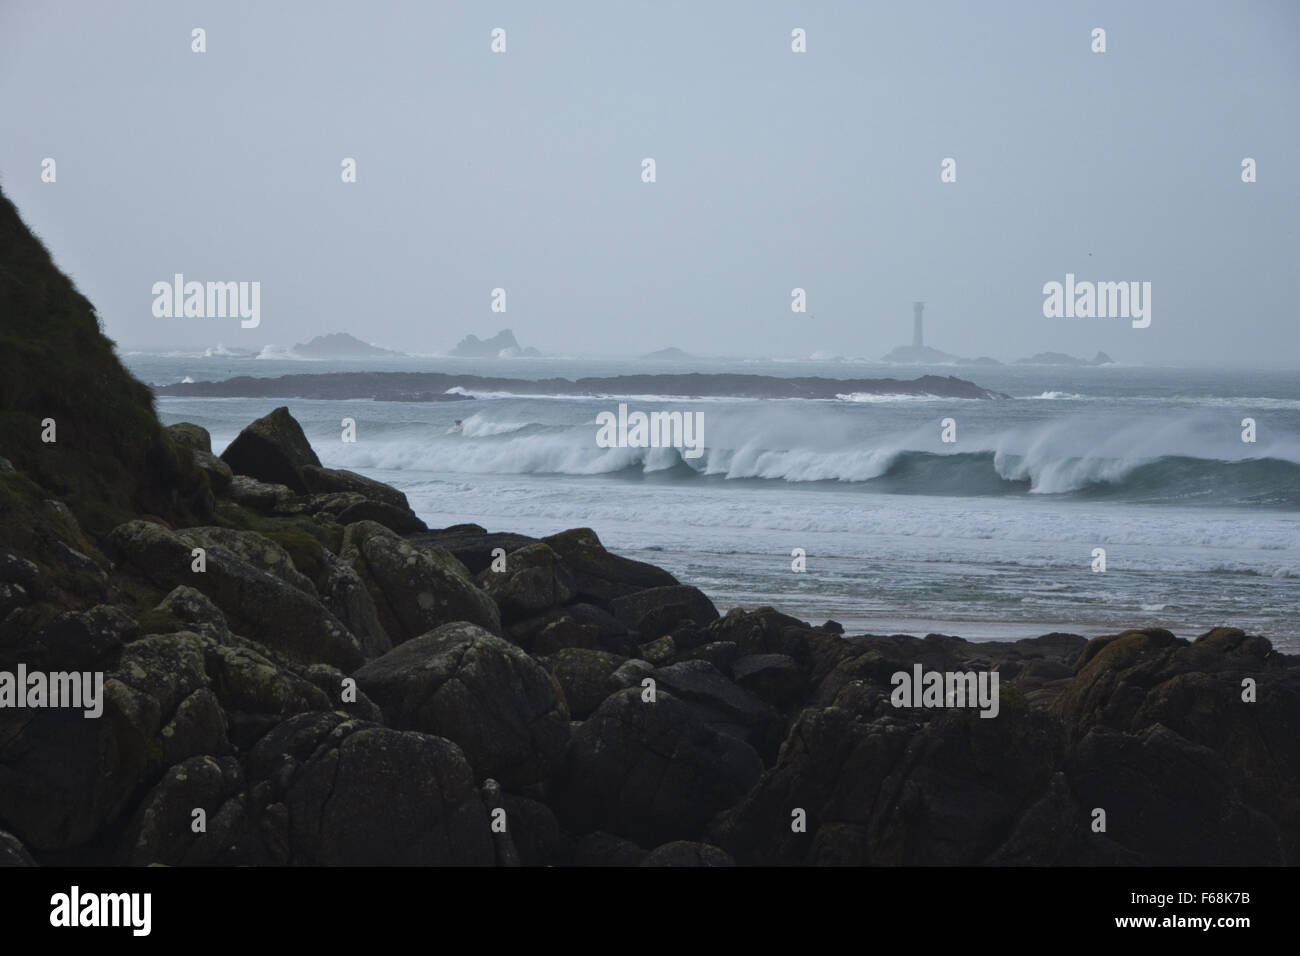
[
  {"left": 643, "top": 347, "right": 692, "bottom": 360},
  {"left": 880, "top": 344, "right": 965, "bottom": 364},
  {"left": 449, "top": 329, "right": 540, "bottom": 358},
  {"left": 1015, "top": 351, "right": 1114, "bottom": 367},
  {"left": 292, "top": 333, "right": 402, "bottom": 359}
]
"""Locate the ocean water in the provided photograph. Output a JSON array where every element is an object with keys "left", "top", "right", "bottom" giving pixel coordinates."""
[{"left": 127, "top": 353, "right": 1300, "bottom": 652}]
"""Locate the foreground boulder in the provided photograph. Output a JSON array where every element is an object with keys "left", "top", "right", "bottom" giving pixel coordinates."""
[
  {"left": 251, "top": 714, "right": 496, "bottom": 865},
  {"left": 542, "top": 528, "right": 678, "bottom": 603},
  {"left": 202, "top": 409, "right": 425, "bottom": 531},
  {"left": 165, "top": 423, "right": 233, "bottom": 493},
  {"left": 106, "top": 520, "right": 363, "bottom": 671},
  {"left": 651, "top": 659, "right": 780, "bottom": 755},
  {"left": 611, "top": 585, "right": 719, "bottom": 638},
  {"left": 288, "top": 726, "right": 495, "bottom": 865},
  {"left": 478, "top": 543, "right": 577, "bottom": 623},
  {"left": 301, "top": 464, "right": 411, "bottom": 512},
  {"left": 1054, "top": 627, "right": 1300, "bottom": 861},
  {"left": 731, "top": 653, "right": 803, "bottom": 706},
  {"left": 119, "top": 755, "right": 247, "bottom": 866},
  {"left": 508, "top": 602, "right": 638, "bottom": 656},
  {"left": 547, "top": 648, "right": 628, "bottom": 719},
  {"left": 0, "top": 630, "right": 228, "bottom": 851},
  {"left": 407, "top": 525, "right": 540, "bottom": 575},
  {"left": 353, "top": 622, "right": 569, "bottom": 787},
  {"left": 219, "top": 406, "right": 322, "bottom": 493},
  {"left": 1066, "top": 723, "right": 1283, "bottom": 865},
  {"left": 553, "top": 688, "right": 762, "bottom": 847},
  {"left": 709, "top": 676, "right": 1061, "bottom": 865},
  {"left": 342, "top": 521, "right": 501, "bottom": 641}
]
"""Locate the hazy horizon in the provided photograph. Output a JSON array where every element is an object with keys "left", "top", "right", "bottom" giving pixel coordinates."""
[
  {"left": 3, "top": 0, "right": 1298, "bottom": 366},
  {"left": 117, "top": 337, "right": 1300, "bottom": 371}
]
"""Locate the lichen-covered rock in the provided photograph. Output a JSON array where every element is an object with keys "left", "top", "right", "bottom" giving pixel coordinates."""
[
  {"left": 342, "top": 521, "right": 500, "bottom": 641},
  {"left": 478, "top": 543, "right": 577, "bottom": 622},
  {"left": 547, "top": 648, "right": 627, "bottom": 719},
  {"left": 316, "top": 553, "right": 391, "bottom": 658},
  {"left": 637, "top": 635, "right": 676, "bottom": 666},
  {"left": 335, "top": 499, "right": 426, "bottom": 533},
  {"left": 204, "top": 642, "right": 332, "bottom": 718},
  {"left": 108, "top": 632, "right": 231, "bottom": 779},
  {"left": 119, "top": 755, "right": 248, "bottom": 866},
  {"left": 151, "top": 585, "right": 231, "bottom": 643},
  {"left": 301, "top": 464, "right": 412, "bottom": 512},
  {"left": 407, "top": 526, "right": 540, "bottom": 575},
  {"left": 541, "top": 528, "right": 678, "bottom": 603},
  {"left": 106, "top": 520, "right": 363, "bottom": 671},
  {"left": 0, "top": 630, "right": 228, "bottom": 851},
  {"left": 165, "top": 423, "right": 213, "bottom": 453},
  {"left": 301, "top": 663, "right": 384, "bottom": 723},
  {"left": 225, "top": 475, "right": 294, "bottom": 511},
  {"left": 609, "top": 658, "right": 654, "bottom": 690},
  {"left": 353, "top": 622, "right": 569, "bottom": 787},
  {"left": 219, "top": 406, "right": 321, "bottom": 494},
  {"left": 179, "top": 527, "right": 317, "bottom": 597}
]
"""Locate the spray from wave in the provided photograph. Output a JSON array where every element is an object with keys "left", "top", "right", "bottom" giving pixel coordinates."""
[{"left": 325, "top": 407, "right": 1300, "bottom": 508}]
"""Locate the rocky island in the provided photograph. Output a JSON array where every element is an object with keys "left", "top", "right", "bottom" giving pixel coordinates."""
[
  {"left": 643, "top": 347, "right": 693, "bottom": 360},
  {"left": 1, "top": 188, "right": 1296, "bottom": 867},
  {"left": 156, "top": 370, "right": 1009, "bottom": 402},
  {"left": 448, "top": 329, "right": 540, "bottom": 358},
  {"left": 291, "top": 332, "right": 404, "bottom": 359},
  {"left": 1015, "top": 351, "right": 1115, "bottom": 367}
]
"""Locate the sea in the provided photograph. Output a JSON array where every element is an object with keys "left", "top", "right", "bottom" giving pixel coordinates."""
[{"left": 124, "top": 352, "right": 1300, "bottom": 653}]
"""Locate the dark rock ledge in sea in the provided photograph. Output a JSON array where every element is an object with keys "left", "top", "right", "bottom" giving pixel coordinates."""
[
  {"left": 0, "top": 185, "right": 1295, "bottom": 866},
  {"left": 154, "top": 370, "right": 1011, "bottom": 402}
]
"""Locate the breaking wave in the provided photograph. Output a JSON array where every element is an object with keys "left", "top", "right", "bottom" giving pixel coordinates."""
[{"left": 329, "top": 414, "right": 1300, "bottom": 508}]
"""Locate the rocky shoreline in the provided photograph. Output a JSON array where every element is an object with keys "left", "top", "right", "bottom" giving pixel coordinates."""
[
  {"left": 1, "top": 403, "right": 1296, "bottom": 865},
  {"left": 1, "top": 188, "right": 1296, "bottom": 866}
]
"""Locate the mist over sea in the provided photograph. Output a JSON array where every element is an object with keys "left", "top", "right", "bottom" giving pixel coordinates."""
[{"left": 128, "top": 354, "right": 1300, "bottom": 652}]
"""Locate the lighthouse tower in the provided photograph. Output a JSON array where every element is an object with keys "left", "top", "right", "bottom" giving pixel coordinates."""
[{"left": 912, "top": 302, "right": 924, "bottom": 349}]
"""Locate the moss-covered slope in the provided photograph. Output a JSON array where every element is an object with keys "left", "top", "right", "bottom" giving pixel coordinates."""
[{"left": 0, "top": 186, "right": 209, "bottom": 536}]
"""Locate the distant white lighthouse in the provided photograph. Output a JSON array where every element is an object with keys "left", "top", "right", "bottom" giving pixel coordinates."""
[{"left": 912, "top": 302, "right": 924, "bottom": 349}]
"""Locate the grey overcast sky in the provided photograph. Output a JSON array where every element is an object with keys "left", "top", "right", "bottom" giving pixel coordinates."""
[{"left": 1, "top": 0, "right": 1297, "bottom": 365}]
